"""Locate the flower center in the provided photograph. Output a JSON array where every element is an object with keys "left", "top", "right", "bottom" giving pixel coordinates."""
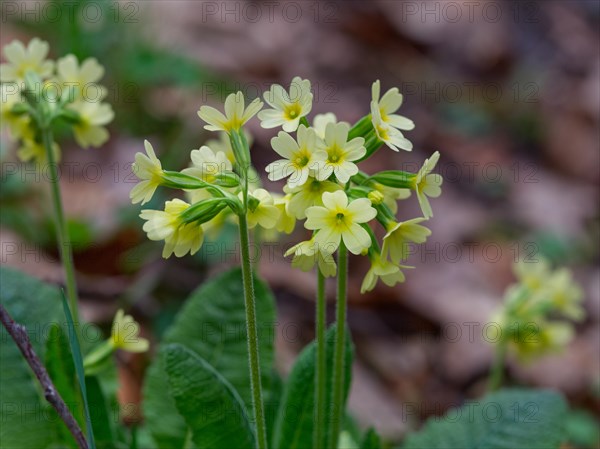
[
  {"left": 293, "top": 150, "right": 310, "bottom": 168},
  {"left": 285, "top": 103, "right": 302, "bottom": 120},
  {"left": 327, "top": 145, "right": 344, "bottom": 164}
]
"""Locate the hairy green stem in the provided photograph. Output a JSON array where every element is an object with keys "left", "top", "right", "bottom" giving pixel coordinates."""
[
  {"left": 238, "top": 213, "right": 267, "bottom": 449},
  {"left": 42, "top": 127, "right": 79, "bottom": 321},
  {"left": 488, "top": 339, "right": 508, "bottom": 391},
  {"left": 314, "top": 269, "right": 327, "bottom": 449},
  {"left": 328, "top": 243, "right": 348, "bottom": 449}
]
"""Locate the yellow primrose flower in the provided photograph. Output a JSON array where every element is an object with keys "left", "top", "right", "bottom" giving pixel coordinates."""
[
  {"left": 371, "top": 80, "right": 415, "bottom": 133},
  {"left": 508, "top": 320, "right": 574, "bottom": 360},
  {"left": 285, "top": 177, "right": 342, "bottom": 219},
  {"left": 130, "top": 140, "right": 164, "bottom": 205},
  {"left": 305, "top": 190, "right": 376, "bottom": 255},
  {"left": 258, "top": 76, "right": 313, "bottom": 132},
  {"left": 545, "top": 268, "right": 584, "bottom": 320},
  {"left": 198, "top": 91, "right": 263, "bottom": 133},
  {"left": 371, "top": 101, "right": 413, "bottom": 152},
  {"left": 0, "top": 38, "right": 54, "bottom": 82},
  {"left": 273, "top": 194, "right": 296, "bottom": 234},
  {"left": 413, "top": 151, "right": 442, "bottom": 218},
  {"left": 183, "top": 145, "right": 232, "bottom": 183},
  {"left": 56, "top": 54, "right": 106, "bottom": 100},
  {"left": 244, "top": 188, "right": 280, "bottom": 229},
  {"left": 0, "top": 83, "right": 31, "bottom": 140},
  {"left": 17, "top": 138, "right": 61, "bottom": 164},
  {"left": 361, "top": 254, "right": 410, "bottom": 293},
  {"left": 110, "top": 309, "right": 149, "bottom": 353},
  {"left": 382, "top": 218, "right": 431, "bottom": 264},
  {"left": 266, "top": 125, "right": 325, "bottom": 188},
  {"left": 313, "top": 113, "right": 340, "bottom": 138},
  {"left": 513, "top": 258, "right": 551, "bottom": 292},
  {"left": 285, "top": 239, "right": 337, "bottom": 278},
  {"left": 68, "top": 100, "right": 114, "bottom": 148},
  {"left": 314, "top": 122, "right": 365, "bottom": 183},
  {"left": 140, "top": 199, "right": 204, "bottom": 258}
]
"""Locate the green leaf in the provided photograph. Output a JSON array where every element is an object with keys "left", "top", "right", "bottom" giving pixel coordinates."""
[
  {"left": 45, "top": 323, "right": 84, "bottom": 447},
  {"left": 143, "top": 267, "right": 276, "bottom": 448},
  {"left": 0, "top": 267, "right": 63, "bottom": 449},
  {"left": 402, "top": 388, "right": 568, "bottom": 449},
  {"left": 161, "top": 343, "right": 256, "bottom": 449},
  {"left": 61, "top": 292, "right": 96, "bottom": 449},
  {"left": 85, "top": 376, "right": 115, "bottom": 449},
  {"left": 272, "top": 325, "right": 354, "bottom": 449},
  {"left": 360, "top": 428, "right": 382, "bottom": 449}
]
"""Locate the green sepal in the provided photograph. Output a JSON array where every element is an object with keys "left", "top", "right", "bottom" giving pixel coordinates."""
[
  {"left": 368, "top": 170, "right": 415, "bottom": 189},
  {"left": 179, "top": 198, "right": 230, "bottom": 225},
  {"left": 348, "top": 114, "right": 373, "bottom": 140}
]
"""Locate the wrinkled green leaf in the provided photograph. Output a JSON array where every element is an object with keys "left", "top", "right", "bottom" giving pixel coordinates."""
[
  {"left": 162, "top": 344, "right": 256, "bottom": 449},
  {"left": 143, "top": 267, "right": 276, "bottom": 448},
  {"left": 272, "top": 325, "right": 354, "bottom": 449},
  {"left": 402, "top": 388, "right": 568, "bottom": 449},
  {"left": 0, "top": 267, "right": 63, "bottom": 449}
]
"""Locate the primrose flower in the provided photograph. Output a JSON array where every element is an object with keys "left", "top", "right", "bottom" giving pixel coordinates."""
[
  {"left": 68, "top": 100, "right": 114, "bottom": 148},
  {"left": 0, "top": 38, "right": 54, "bottom": 82},
  {"left": 315, "top": 122, "right": 366, "bottom": 183},
  {"left": 305, "top": 190, "right": 376, "bottom": 255},
  {"left": 412, "top": 151, "right": 442, "bottom": 218},
  {"left": 110, "top": 309, "right": 150, "bottom": 353},
  {"left": 361, "top": 254, "right": 410, "bottom": 293},
  {"left": 545, "top": 268, "right": 584, "bottom": 320},
  {"left": 245, "top": 189, "right": 280, "bottom": 229},
  {"left": 285, "top": 239, "right": 337, "bottom": 278},
  {"left": 273, "top": 194, "right": 296, "bottom": 234},
  {"left": 371, "top": 80, "right": 415, "bottom": 133},
  {"left": 140, "top": 199, "right": 204, "bottom": 258},
  {"left": 285, "top": 177, "right": 342, "bottom": 219},
  {"left": 313, "top": 113, "right": 339, "bottom": 138},
  {"left": 198, "top": 91, "right": 263, "bottom": 133},
  {"left": 56, "top": 54, "right": 106, "bottom": 100},
  {"left": 17, "top": 138, "right": 61, "bottom": 164},
  {"left": 509, "top": 320, "right": 574, "bottom": 361},
  {"left": 513, "top": 258, "right": 551, "bottom": 292},
  {"left": 0, "top": 83, "right": 30, "bottom": 140},
  {"left": 382, "top": 218, "right": 431, "bottom": 264},
  {"left": 130, "top": 140, "right": 164, "bottom": 205},
  {"left": 266, "top": 125, "right": 324, "bottom": 188},
  {"left": 183, "top": 145, "right": 232, "bottom": 183},
  {"left": 371, "top": 102, "right": 413, "bottom": 152},
  {"left": 258, "top": 77, "right": 313, "bottom": 132}
]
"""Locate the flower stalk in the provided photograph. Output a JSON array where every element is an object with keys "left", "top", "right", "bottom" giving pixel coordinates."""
[
  {"left": 328, "top": 242, "right": 348, "bottom": 449},
  {"left": 314, "top": 268, "right": 327, "bottom": 449}
]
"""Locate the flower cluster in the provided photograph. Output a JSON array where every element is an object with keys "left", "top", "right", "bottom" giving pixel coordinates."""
[
  {"left": 492, "top": 258, "right": 584, "bottom": 359},
  {"left": 131, "top": 78, "right": 443, "bottom": 294},
  {"left": 264, "top": 78, "right": 442, "bottom": 292},
  {"left": 0, "top": 38, "right": 114, "bottom": 163}
]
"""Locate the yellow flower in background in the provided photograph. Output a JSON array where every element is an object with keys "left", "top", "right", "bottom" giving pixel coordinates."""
[
  {"left": 266, "top": 125, "right": 325, "bottom": 188},
  {"left": 413, "top": 151, "right": 442, "bottom": 218},
  {"left": 285, "top": 177, "right": 342, "bottom": 219},
  {"left": 56, "top": 54, "right": 106, "bottom": 100},
  {"left": 305, "top": 190, "right": 376, "bottom": 255},
  {"left": 314, "top": 122, "right": 365, "bottom": 183},
  {"left": 361, "top": 254, "right": 410, "bottom": 293},
  {"left": 183, "top": 145, "right": 232, "bottom": 183},
  {"left": 285, "top": 239, "right": 337, "bottom": 277},
  {"left": 382, "top": 217, "right": 431, "bottom": 264},
  {"left": 508, "top": 319, "right": 574, "bottom": 361},
  {"left": 17, "top": 138, "right": 61, "bottom": 164},
  {"left": 273, "top": 194, "right": 296, "bottom": 234},
  {"left": 69, "top": 100, "right": 114, "bottom": 148},
  {"left": 130, "top": 140, "right": 164, "bottom": 205},
  {"left": 110, "top": 309, "right": 149, "bottom": 353},
  {"left": 198, "top": 91, "right": 263, "bottom": 133},
  {"left": 371, "top": 80, "right": 415, "bottom": 133},
  {"left": 0, "top": 83, "right": 31, "bottom": 140},
  {"left": 0, "top": 38, "right": 54, "bottom": 82},
  {"left": 244, "top": 188, "right": 280, "bottom": 229},
  {"left": 545, "top": 268, "right": 584, "bottom": 320},
  {"left": 371, "top": 101, "right": 413, "bottom": 152},
  {"left": 140, "top": 199, "right": 204, "bottom": 258},
  {"left": 313, "top": 113, "right": 341, "bottom": 138},
  {"left": 513, "top": 258, "right": 551, "bottom": 292},
  {"left": 259, "top": 76, "right": 313, "bottom": 132}
]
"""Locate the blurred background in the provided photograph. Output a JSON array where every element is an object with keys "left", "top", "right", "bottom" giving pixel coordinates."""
[{"left": 1, "top": 0, "right": 599, "bottom": 446}]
